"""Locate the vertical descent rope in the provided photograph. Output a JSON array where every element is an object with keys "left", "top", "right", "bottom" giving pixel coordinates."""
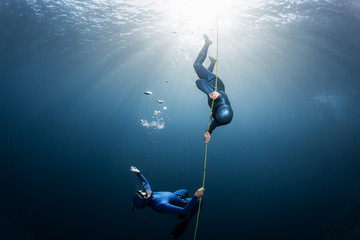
[{"left": 193, "top": 17, "right": 219, "bottom": 240}]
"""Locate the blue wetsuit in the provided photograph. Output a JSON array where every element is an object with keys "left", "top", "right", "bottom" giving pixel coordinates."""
[
  {"left": 133, "top": 173, "right": 200, "bottom": 215},
  {"left": 193, "top": 40, "right": 233, "bottom": 134}
]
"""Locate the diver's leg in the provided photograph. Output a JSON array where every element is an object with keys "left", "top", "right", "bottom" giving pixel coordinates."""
[
  {"left": 194, "top": 35, "right": 212, "bottom": 66},
  {"left": 193, "top": 35, "right": 216, "bottom": 81},
  {"left": 207, "top": 56, "right": 217, "bottom": 73},
  {"left": 207, "top": 62, "right": 215, "bottom": 73}
]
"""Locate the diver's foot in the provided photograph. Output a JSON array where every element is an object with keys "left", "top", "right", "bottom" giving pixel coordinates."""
[
  {"left": 209, "top": 56, "right": 217, "bottom": 64},
  {"left": 203, "top": 34, "right": 212, "bottom": 46}
]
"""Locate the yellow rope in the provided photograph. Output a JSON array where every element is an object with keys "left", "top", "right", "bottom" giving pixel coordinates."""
[{"left": 193, "top": 19, "right": 219, "bottom": 240}]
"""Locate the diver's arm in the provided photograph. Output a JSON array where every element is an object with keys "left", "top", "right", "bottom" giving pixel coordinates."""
[
  {"left": 130, "top": 166, "right": 152, "bottom": 191},
  {"left": 157, "top": 196, "right": 199, "bottom": 215},
  {"left": 204, "top": 120, "right": 219, "bottom": 143},
  {"left": 136, "top": 173, "right": 152, "bottom": 192},
  {"left": 208, "top": 120, "right": 219, "bottom": 135},
  {"left": 196, "top": 79, "right": 220, "bottom": 100},
  {"left": 156, "top": 188, "right": 204, "bottom": 215}
]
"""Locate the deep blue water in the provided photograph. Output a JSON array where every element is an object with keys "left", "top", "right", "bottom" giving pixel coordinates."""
[{"left": 1, "top": 0, "right": 360, "bottom": 239}]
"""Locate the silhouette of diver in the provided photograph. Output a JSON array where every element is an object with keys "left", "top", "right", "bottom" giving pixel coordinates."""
[
  {"left": 130, "top": 166, "right": 204, "bottom": 238},
  {"left": 194, "top": 35, "right": 233, "bottom": 143}
]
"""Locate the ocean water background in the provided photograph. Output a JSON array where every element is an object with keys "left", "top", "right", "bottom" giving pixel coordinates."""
[{"left": 1, "top": 0, "right": 360, "bottom": 239}]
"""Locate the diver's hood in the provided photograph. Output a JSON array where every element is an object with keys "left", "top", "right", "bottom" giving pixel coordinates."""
[
  {"left": 215, "top": 105, "right": 233, "bottom": 125},
  {"left": 132, "top": 193, "right": 151, "bottom": 209}
]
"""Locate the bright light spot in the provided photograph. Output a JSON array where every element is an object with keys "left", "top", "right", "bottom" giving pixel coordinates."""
[
  {"left": 167, "top": 0, "right": 226, "bottom": 24},
  {"left": 163, "top": 0, "right": 232, "bottom": 33}
]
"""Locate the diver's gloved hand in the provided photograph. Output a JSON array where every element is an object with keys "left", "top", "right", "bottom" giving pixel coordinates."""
[
  {"left": 130, "top": 166, "right": 140, "bottom": 174},
  {"left": 195, "top": 187, "right": 205, "bottom": 198},
  {"left": 204, "top": 132, "right": 211, "bottom": 144}
]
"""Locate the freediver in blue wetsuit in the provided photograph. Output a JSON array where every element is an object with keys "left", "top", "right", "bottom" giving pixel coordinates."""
[
  {"left": 130, "top": 166, "right": 204, "bottom": 215},
  {"left": 194, "top": 35, "right": 233, "bottom": 143}
]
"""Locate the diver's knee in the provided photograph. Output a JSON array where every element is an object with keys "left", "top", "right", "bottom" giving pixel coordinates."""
[{"left": 193, "top": 62, "right": 201, "bottom": 70}]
